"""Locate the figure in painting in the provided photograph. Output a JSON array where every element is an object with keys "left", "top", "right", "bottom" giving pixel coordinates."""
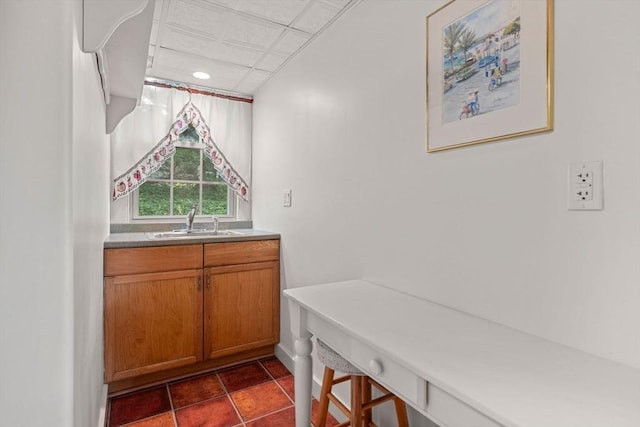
[{"left": 441, "top": 0, "right": 521, "bottom": 124}]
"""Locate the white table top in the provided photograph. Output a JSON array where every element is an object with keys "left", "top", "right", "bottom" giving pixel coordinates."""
[{"left": 284, "top": 280, "right": 640, "bottom": 427}]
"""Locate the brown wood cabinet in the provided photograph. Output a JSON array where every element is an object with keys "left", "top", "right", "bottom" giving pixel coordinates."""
[
  {"left": 204, "top": 262, "right": 279, "bottom": 359},
  {"left": 104, "top": 269, "right": 203, "bottom": 382},
  {"left": 103, "top": 239, "right": 280, "bottom": 389},
  {"left": 204, "top": 240, "right": 280, "bottom": 360}
]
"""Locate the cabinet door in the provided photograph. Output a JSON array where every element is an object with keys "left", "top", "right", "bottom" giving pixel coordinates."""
[
  {"left": 104, "top": 270, "right": 203, "bottom": 382},
  {"left": 204, "top": 261, "right": 279, "bottom": 359}
]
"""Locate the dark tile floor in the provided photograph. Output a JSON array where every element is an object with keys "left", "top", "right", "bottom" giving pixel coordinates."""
[{"left": 107, "top": 357, "right": 338, "bottom": 427}]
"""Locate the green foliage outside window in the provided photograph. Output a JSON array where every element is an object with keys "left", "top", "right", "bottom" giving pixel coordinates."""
[
  {"left": 137, "top": 126, "right": 230, "bottom": 217},
  {"left": 139, "top": 182, "right": 170, "bottom": 216}
]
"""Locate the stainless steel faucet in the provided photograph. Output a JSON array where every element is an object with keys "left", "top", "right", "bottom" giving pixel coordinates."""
[{"left": 186, "top": 204, "right": 197, "bottom": 230}]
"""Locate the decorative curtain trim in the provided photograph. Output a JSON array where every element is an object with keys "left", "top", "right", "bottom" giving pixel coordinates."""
[{"left": 112, "top": 101, "right": 250, "bottom": 201}]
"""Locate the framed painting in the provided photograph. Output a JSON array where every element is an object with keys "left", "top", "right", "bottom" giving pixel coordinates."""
[{"left": 426, "top": 0, "right": 553, "bottom": 152}]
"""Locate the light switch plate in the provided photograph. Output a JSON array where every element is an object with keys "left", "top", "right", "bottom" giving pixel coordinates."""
[
  {"left": 283, "top": 189, "right": 292, "bottom": 207},
  {"left": 568, "top": 161, "right": 603, "bottom": 210}
]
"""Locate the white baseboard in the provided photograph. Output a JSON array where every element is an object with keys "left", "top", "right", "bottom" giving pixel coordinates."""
[
  {"left": 97, "top": 384, "right": 108, "bottom": 427},
  {"left": 274, "top": 343, "right": 295, "bottom": 375}
]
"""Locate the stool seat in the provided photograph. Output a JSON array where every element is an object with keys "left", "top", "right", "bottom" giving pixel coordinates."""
[
  {"left": 315, "top": 340, "right": 409, "bottom": 427},
  {"left": 317, "top": 339, "right": 363, "bottom": 375}
]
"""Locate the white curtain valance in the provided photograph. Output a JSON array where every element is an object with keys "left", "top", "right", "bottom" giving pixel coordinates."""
[{"left": 110, "top": 85, "right": 251, "bottom": 201}]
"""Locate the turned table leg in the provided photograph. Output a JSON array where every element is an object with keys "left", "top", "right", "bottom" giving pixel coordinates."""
[{"left": 289, "top": 300, "right": 313, "bottom": 427}]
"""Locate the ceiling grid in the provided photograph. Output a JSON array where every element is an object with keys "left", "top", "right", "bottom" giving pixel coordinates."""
[{"left": 146, "top": 0, "right": 360, "bottom": 96}]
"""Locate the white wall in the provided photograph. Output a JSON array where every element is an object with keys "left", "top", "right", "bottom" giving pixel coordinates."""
[
  {"left": 71, "top": 2, "right": 111, "bottom": 426},
  {"left": 252, "top": 0, "right": 640, "bottom": 379},
  {"left": 0, "top": 1, "right": 109, "bottom": 426}
]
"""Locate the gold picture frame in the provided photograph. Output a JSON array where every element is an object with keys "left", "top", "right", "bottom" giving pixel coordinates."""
[{"left": 426, "top": 0, "right": 553, "bottom": 152}]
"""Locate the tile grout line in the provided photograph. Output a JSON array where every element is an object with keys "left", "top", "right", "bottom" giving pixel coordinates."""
[
  {"left": 274, "top": 375, "right": 295, "bottom": 404},
  {"left": 220, "top": 371, "right": 247, "bottom": 426},
  {"left": 109, "top": 358, "right": 294, "bottom": 427},
  {"left": 259, "top": 358, "right": 296, "bottom": 405},
  {"left": 244, "top": 403, "right": 296, "bottom": 425},
  {"left": 165, "top": 383, "right": 178, "bottom": 427},
  {"left": 116, "top": 384, "right": 176, "bottom": 427},
  {"left": 226, "top": 358, "right": 285, "bottom": 425},
  {"left": 166, "top": 372, "right": 227, "bottom": 413},
  {"left": 169, "top": 370, "right": 247, "bottom": 425},
  {"left": 230, "top": 359, "right": 296, "bottom": 426}
]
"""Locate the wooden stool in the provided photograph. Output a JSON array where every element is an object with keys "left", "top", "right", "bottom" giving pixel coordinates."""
[{"left": 315, "top": 339, "right": 409, "bottom": 427}]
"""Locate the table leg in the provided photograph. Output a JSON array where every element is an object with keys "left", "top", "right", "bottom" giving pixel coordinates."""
[
  {"left": 289, "top": 300, "right": 313, "bottom": 427},
  {"left": 294, "top": 336, "right": 313, "bottom": 427}
]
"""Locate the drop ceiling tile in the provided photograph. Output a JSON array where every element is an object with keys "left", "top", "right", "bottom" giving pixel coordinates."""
[
  {"left": 238, "top": 0, "right": 311, "bottom": 25},
  {"left": 146, "top": 0, "right": 361, "bottom": 95},
  {"left": 272, "top": 29, "right": 312, "bottom": 55},
  {"left": 207, "top": 0, "right": 240, "bottom": 9},
  {"left": 152, "top": 68, "right": 242, "bottom": 93},
  {"left": 293, "top": 1, "right": 341, "bottom": 34},
  {"left": 254, "top": 52, "right": 289, "bottom": 72},
  {"left": 161, "top": 26, "right": 200, "bottom": 53},
  {"left": 153, "top": 47, "right": 250, "bottom": 84},
  {"left": 161, "top": 27, "right": 264, "bottom": 67},
  {"left": 323, "top": 0, "right": 351, "bottom": 8},
  {"left": 166, "top": 0, "right": 231, "bottom": 39},
  {"left": 224, "top": 14, "right": 286, "bottom": 50},
  {"left": 218, "top": 41, "right": 265, "bottom": 67},
  {"left": 233, "top": 69, "right": 272, "bottom": 94}
]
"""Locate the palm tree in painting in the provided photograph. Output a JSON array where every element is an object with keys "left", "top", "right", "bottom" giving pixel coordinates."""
[
  {"left": 443, "top": 21, "right": 466, "bottom": 73},
  {"left": 503, "top": 17, "right": 520, "bottom": 36},
  {"left": 458, "top": 28, "right": 477, "bottom": 64}
]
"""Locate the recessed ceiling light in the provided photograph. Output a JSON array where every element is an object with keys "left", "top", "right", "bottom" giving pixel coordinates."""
[{"left": 192, "top": 71, "right": 210, "bottom": 80}]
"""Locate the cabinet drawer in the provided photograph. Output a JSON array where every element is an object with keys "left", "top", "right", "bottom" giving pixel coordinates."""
[
  {"left": 425, "top": 383, "right": 502, "bottom": 427},
  {"left": 204, "top": 239, "right": 279, "bottom": 267},
  {"left": 350, "top": 339, "right": 419, "bottom": 406},
  {"left": 104, "top": 245, "right": 203, "bottom": 276}
]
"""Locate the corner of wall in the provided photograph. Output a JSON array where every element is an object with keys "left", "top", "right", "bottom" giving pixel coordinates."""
[{"left": 96, "top": 384, "right": 108, "bottom": 427}]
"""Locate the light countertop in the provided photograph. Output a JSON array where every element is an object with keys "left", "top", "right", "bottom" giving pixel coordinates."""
[{"left": 104, "top": 228, "right": 279, "bottom": 249}]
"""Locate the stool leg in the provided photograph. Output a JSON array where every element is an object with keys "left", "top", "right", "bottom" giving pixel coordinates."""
[
  {"left": 316, "top": 367, "right": 334, "bottom": 427},
  {"left": 351, "top": 376, "right": 364, "bottom": 427},
  {"left": 393, "top": 397, "right": 409, "bottom": 427},
  {"left": 361, "top": 377, "right": 372, "bottom": 427}
]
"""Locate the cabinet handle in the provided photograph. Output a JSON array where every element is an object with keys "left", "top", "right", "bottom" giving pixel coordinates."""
[
  {"left": 206, "top": 276, "right": 211, "bottom": 290},
  {"left": 197, "top": 276, "right": 202, "bottom": 291}
]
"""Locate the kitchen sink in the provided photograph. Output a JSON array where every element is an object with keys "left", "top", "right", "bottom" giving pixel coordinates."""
[{"left": 146, "top": 229, "right": 243, "bottom": 239}]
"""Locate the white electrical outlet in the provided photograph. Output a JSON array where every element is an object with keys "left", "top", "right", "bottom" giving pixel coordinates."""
[
  {"left": 568, "top": 161, "right": 603, "bottom": 210},
  {"left": 573, "top": 186, "right": 592, "bottom": 202},
  {"left": 283, "top": 189, "right": 292, "bottom": 207}
]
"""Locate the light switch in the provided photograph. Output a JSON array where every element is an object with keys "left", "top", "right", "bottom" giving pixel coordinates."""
[
  {"left": 568, "top": 161, "right": 603, "bottom": 210},
  {"left": 283, "top": 189, "right": 292, "bottom": 207}
]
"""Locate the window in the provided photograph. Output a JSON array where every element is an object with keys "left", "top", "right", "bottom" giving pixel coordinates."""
[{"left": 133, "top": 126, "right": 235, "bottom": 219}]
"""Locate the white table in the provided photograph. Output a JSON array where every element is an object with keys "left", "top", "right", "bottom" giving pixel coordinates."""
[{"left": 284, "top": 280, "right": 640, "bottom": 427}]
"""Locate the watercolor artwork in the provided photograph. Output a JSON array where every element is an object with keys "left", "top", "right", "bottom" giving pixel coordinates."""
[
  {"left": 426, "top": 0, "right": 553, "bottom": 152},
  {"left": 442, "top": 0, "right": 520, "bottom": 123}
]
